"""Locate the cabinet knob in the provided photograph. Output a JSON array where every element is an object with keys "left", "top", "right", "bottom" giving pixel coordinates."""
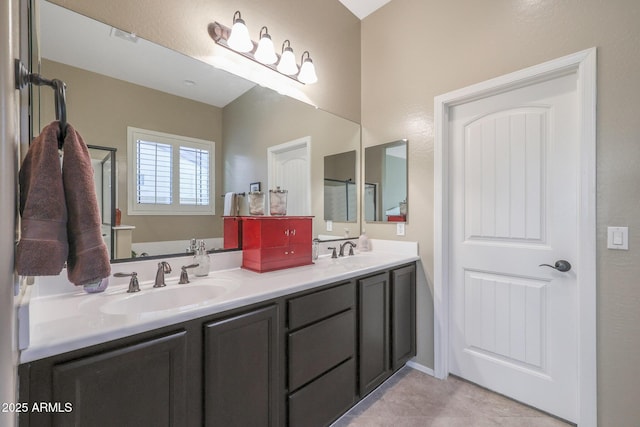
[
  {"left": 291, "top": 250, "right": 295, "bottom": 254},
  {"left": 285, "top": 229, "right": 290, "bottom": 236},
  {"left": 291, "top": 229, "right": 296, "bottom": 236},
  {"left": 285, "top": 251, "right": 289, "bottom": 255}
]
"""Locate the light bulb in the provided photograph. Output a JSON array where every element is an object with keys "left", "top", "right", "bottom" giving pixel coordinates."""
[
  {"left": 298, "top": 52, "right": 318, "bottom": 84},
  {"left": 227, "top": 12, "right": 253, "bottom": 53},
  {"left": 277, "top": 40, "right": 298, "bottom": 75},
  {"left": 255, "top": 27, "right": 277, "bottom": 64}
]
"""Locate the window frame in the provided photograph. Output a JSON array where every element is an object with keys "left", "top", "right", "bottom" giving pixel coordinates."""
[{"left": 127, "top": 127, "right": 215, "bottom": 216}]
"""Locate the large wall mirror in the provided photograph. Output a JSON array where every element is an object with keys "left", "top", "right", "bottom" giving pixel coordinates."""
[
  {"left": 364, "top": 139, "right": 408, "bottom": 223},
  {"left": 32, "top": 0, "right": 361, "bottom": 262},
  {"left": 324, "top": 150, "right": 357, "bottom": 222}
]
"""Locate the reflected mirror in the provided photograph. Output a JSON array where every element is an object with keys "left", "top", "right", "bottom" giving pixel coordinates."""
[
  {"left": 88, "top": 145, "right": 116, "bottom": 259},
  {"left": 364, "top": 140, "right": 408, "bottom": 223},
  {"left": 324, "top": 151, "right": 357, "bottom": 222},
  {"left": 34, "top": 0, "right": 361, "bottom": 261}
]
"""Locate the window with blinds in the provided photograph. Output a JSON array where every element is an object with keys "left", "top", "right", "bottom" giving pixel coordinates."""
[{"left": 127, "top": 127, "right": 215, "bottom": 215}]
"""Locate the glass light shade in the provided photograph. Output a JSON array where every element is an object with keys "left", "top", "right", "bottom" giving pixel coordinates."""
[
  {"left": 277, "top": 47, "right": 298, "bottom": 75},
  {"left": 227, "top": 19, "right": 253, "bottom": 52},
  {"left": 298, "top": 58, "right": 318, "bottom": 84},
  {"left": 255, "top": 35, "right": 277, "bottom": 64}
]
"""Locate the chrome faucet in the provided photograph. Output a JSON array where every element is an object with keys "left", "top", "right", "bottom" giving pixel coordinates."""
[
  {"left": 114, "top": 271, "right": 140, "bottom": 293},
  {"left": 154, "top": 261, "right": 172, "bottom": 288},
  {"left": 339, "top": 241, "right": 357, "bottom": 257},
  {"left": 327, "top": 247, "right": 338, "bottom": 258},
  {"left": 179, "top": 264, "right": 199, "bottom": 284}
]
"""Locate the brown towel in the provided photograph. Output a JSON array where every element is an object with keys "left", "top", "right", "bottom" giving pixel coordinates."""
[
  {"left": 16, "top": 122, "right": 68, "bottom": 276},
  {"left": 62, "top": 123, "right": 111, "bottom": 285}
]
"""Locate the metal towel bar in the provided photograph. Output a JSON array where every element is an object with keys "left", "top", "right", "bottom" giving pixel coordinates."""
[{"left": 15, "top": 59, "right": 68, "bottom": 148}]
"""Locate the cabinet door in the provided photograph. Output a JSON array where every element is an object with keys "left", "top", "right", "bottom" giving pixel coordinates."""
[
  {"left": 51, "top": 331, "right": 188, "bottom": 427},
  {"left": 260, "top": 218, "right": 291, "bottom": 248},
  {"left": 204, "top": 305, "right": 279, "bottom": 427},
  {"left": 391, "top": 264, "right": 417, "bottom": 371},
  {"left": 358, "top": 272, "right": 391, "bottom": 397},
  {"left": 287, "top": 218, "right": 312, "bottom": 245}
]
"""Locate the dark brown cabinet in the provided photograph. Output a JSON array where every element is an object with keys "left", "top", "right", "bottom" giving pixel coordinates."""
[
  {"left": 358, "top": 272, "right": 391, "bottom": 396},
  {"left": 358, "top": 264, "right": 416, "bottom": 397},
  {"left": 20, "top": 330, "right": 189, "bottom": 427},
  {"left": 204, "top": 304, "right": 279, "bottom": 427},
  {"left": 391, "top": 264, "right": 417, "bottom": 371},
  {"left": 19, "top": 262, "right": 416, "bottom": 427},
  {"left": 287, "top": 281, "right": 357, "bottom": 427}
]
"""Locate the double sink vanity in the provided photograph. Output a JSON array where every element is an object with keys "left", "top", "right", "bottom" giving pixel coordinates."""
[{"left": 18, "top": 242, "right": 418, "bottom": 426}]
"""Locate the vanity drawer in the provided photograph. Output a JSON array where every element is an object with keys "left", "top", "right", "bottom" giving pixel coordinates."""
[
  {"left": 288, "top": 358, "right": 356, "bottom": 427},
  {"left": 288, "top": 281, "right": 355, "bottom": 330},
  {"left": 288, "top": 309, "right": 355, "bottom": 391}
]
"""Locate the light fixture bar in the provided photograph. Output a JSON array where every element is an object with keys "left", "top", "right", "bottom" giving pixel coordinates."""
[{"left": 208, "top": 21, "right": 315, "bottom": 84}]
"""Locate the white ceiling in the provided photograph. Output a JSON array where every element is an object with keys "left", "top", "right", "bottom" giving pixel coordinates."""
[
  {"left": 338, "top": 0, "right": 392, "bottom": 19},
  {"left": 40, "top": 1, "right": 255, "bottom": 108}
]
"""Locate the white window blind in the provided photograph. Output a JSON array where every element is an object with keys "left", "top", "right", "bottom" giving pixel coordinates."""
[
  {"left": 136, "top": 140, "right": 172, "bottom": 205},
  {"left": 127, "top": 127, "right": 215, "bottom": 215},
  {"left": 179, "top": 146, "right": 210, "bottom": 206}
]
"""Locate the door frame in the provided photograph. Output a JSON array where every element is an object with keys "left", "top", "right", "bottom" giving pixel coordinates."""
[{"left": 433, "top": 48, "right": 597, "bottom": 426}]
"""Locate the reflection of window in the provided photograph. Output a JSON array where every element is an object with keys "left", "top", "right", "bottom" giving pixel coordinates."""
[{"left": 127, "top": 127, "right": 215, "bottom": 215}]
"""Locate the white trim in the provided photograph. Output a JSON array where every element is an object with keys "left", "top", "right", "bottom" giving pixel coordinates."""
[
  {"left": 267, "top": 136, "right": 312, "bottom": 215},
  {"left": 406, "top": 360, "right": 435, "bottom": 377},
  {"left": 433, "top": 48, "right": 597, "bottom": 426}
]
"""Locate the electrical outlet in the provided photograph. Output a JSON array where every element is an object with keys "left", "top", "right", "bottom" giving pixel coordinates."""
[
  {"left": 326, "top": 220, "right": 333, "bottom": 232},
  {"left": 396, "top": 222, "right": 405, "bottom": 236}
]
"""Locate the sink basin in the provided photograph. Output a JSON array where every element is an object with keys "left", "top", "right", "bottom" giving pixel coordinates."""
[{"left": 100, "top": 285, "right": 229, "bottom": 315}]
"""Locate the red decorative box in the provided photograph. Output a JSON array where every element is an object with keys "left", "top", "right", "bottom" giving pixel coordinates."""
[
  {"left": 241, "top": 216, "right": 313, "bottom": 273},
  {"left": 223, "top": 216, "right": 243, "bottom": 249},
  {"left": 387, "top": 214, "right": 406, "bottom": 222}
]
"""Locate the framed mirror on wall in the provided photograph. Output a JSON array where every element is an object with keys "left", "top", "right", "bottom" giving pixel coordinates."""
[
  {"left": 364, "top": 139, "right": 408, "bottom": 223},
  {"left": 324, "top": 150, "right": 357, "bottom": 223},
  {"left": 32, "top": 0, "right": 361, "bottom": 262}
]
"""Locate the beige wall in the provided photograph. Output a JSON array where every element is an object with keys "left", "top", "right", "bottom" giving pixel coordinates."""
[
  {"left": 362, "top": 0, "right": 640, "bottom": 424},
  {"left": 49, "top": 0, "right": 361, "bottom": 123},
  {"left": 223, "top": 86, "right": 361, "bottom": 236},
  {"left": 40, "top": 60, "right": 224, "bottom": 244}
]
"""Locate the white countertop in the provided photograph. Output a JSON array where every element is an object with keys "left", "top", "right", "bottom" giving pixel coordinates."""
[{"left": 20, "top": 243, "right": 418, "bottom": 364}]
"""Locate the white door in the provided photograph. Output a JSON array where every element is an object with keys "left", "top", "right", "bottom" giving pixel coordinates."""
[
  {"left": 268, "top": 137, "right": 311, "bottom": 216},
  {"left": 448, "top": 72, "right": 579, "bottom": 422}
]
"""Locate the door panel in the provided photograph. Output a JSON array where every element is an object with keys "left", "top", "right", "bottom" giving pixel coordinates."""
[
  {"left": 449, "top": 72, "right": 578, "bottom": 422},
  {"left": 268, "top": 138, "right": 311, "bottom": 216}
]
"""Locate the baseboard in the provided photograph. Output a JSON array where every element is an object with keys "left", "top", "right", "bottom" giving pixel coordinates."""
[{"left": 406, "top": 360, "right": 435, "bottom": 377}]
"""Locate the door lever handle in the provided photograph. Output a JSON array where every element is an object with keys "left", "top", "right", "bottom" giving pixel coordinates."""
[{"left": 539, "top": 260, "right": 572, "bottom": 272}]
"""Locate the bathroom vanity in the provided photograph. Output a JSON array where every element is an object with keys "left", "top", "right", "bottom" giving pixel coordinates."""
[{"left": 18, "top": 249, "right": 417, "bottom": 426}]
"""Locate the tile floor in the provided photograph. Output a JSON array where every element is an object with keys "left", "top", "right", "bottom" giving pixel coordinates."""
[{"left": 332, "top": 367, "right": 573, "bottom": 427}]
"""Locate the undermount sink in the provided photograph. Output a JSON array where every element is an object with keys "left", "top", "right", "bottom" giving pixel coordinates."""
[{"left": 100, "top": 285, "right": 229, "bottom": 315}]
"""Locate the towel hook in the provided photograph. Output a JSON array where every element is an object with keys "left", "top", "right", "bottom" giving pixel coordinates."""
[{"left": 15, "top": 59, "right": 68, "bottom": 148}]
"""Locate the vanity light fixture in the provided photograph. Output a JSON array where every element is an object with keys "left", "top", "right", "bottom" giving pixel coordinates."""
[
  {"left": 254, "top": 26, "right": 278, "bottom": 65},
  {"left": 208, "top": 11, "right": 318, "bottom": 84},
  {"left": 277, "top": 40, "right": 298, "bottom": 75},
  {"left": 297, "top": 51, "right": 318, "bottom": 84},
  {"left": 226, "top": 11, "right": 253, "bottom": 52}
]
